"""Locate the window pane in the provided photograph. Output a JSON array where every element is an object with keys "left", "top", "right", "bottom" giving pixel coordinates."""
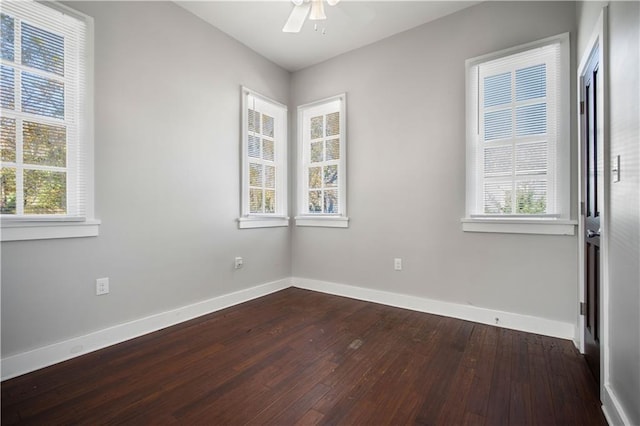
[
  {"left": 265, "top": 189, "right": 275, "bottom": 213},
  {"left": 249, "top": 188, "right": 263, "bottom": 213},
  {"left": 326, "top": 112, "right": 339, "bottom": 136},
  {"left": 516, "top": 181, "right": 546, "bottom": 214},
  {"left": 484, "top": 145, "right": 512, "bottom": 177},
  {"left": 23, "top": 121, "right": 66, "bottom": 167},
  {"left": 265, "top": 165, "right": 275, "bottom": 189},
  {"left": 484, "top": 181, "right": 513, "bottom": 214},
  {"left": 262, "top": 114, "right": 274, "bottom": 138},
  {"left": 516, "top": 64, "right": 546, "bottom": 102},
  {"left": 326, "top": 138, "right": 339, "bottom": 160},
  {"left": 1, "top": 65, "right": 15, "bottom": 110},
  {"left": 248, "top": 135, "right": 260, "bottom": 158},
  {"left": 484, "top": 109, "right": 512, "bottom": 141},
  {"left": 310, "top": 115, "right": 323, "bottom": 139},
  {"left": 248, "top": 109, "right": 260, "bottom": 133},
  {"left": 516, "top": 103, "right": 546, "bottom": 136},
  {"left": 249, "top": 162, "right": 262, "bottom": 186},
  {"left": 324, "top": 165, "right": 338, "bottom": 187},
  {"left": 1, "top": 14, "right": 14, "bottom": 62},
  {"left": 1, "top": 117, "right": 16, "bottom": 162},
  {"left": 308, "top": 190, "right": 321, "bottom": 213},
  {"left": 24, "top": 169, "right": 66, "bottom": 214},
  {"left": 324, "top": 189, "right": 338, "bottom": 213},
  {"left": 484, "top": 71, "right": 511, "bottom": 107},
  {"left": 310, "top": 141, "right": 323, "bottom": 163},
  {"left": 21, "top": 22, "right": 64, "bottom": 76},
  {"left": 263, "top": 139, "right": 274, "bottom": 161},
  {"left": 308, "top": 166, "right": 321, "bottom": 189},
  {"left": 516, "top": 141, "right": 547, "bottom": 175},
  {"left": 22, "top": 71, "right": 64, "bottom": 119},
  {"left": 1, "top": 167, "right": 16, "bottom": 214}
]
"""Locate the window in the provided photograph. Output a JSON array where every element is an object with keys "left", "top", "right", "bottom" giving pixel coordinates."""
[
  {"left": 238, "top": 87, "right": 288, "bottom": 229},
  {"left": 296, "top": 94, "right": 348, "bottom": 228},
  {"left": 1, "top": 1, "right": 97, "bottom": 241},
  {"left": 463, "top": 33, "right": 575, "bottom": 235}
]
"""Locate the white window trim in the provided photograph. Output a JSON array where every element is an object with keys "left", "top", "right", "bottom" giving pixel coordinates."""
[
  {"left": 461, "top": 218, "right": 576, "bottom": 235},
  {"left": 295, "top": 215, "right": 349, "bottom": 228},
  {"left": 296, "top": 93, "right": 348, "bottom": 228},
  {"left": 1, "top": 218, "right": 100, "bottom": 241},
  {"left": 237, "top": 216, "right": 289, "bottom": 229},
  {"left": 238, "top": 87, "right": 288, "bottom": 229},
  {"left": 0, "top": 1, "right": 98, "bottom": 242},
  {"left": 462, "top": 33, "right": 574, "bottom": 236}
]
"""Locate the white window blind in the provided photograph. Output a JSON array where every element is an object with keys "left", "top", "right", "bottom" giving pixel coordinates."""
[
  {"left": 239, "top": 87, "right": 288, "bottom": 228},
  {"left": 466, "top": 34, "right": 570, "bottom": 221},
  {"left": 296, "top": 94, "right": 347, "bottom": 228},
  {"left": 1, "top": 1, "right": 88, "bottom": 219}
]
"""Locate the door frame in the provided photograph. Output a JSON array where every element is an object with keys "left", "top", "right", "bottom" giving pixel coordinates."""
[{"left": 577, "top": 5, "right": 608, "bottom": 397}]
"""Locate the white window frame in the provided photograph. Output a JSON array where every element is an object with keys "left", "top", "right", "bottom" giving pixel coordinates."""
[
  {"left": 238, "top": 87, "right": 288, "bottom": 229},
  {"left": 1, "top": 1, "right": 98, "bottom": 242},
  {"left": 296, "top": 93, "right": 348, "bottom": 228},
  {"left": 462, "top": 33, "right": 576, "bottom": 235}
]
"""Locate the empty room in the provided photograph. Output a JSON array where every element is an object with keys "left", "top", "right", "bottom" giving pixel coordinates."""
[{"left": 1, "top": 0, "right": 638, "bottom": 424}]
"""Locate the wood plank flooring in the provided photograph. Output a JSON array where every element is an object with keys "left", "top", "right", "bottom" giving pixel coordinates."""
[{"left": 1, "top": 288, "right": 607, "bottom": 425}]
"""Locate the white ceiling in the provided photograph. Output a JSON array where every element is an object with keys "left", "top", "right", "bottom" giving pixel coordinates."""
[{"left": 176, "top": 1, "right": 479, "bottom": 72}]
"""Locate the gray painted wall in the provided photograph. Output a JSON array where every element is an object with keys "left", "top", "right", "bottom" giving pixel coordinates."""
[
  {"left": 291, "top": 2, "right": 579, "bottom": 324},
  {"left": 577, "top": 2, "right": 640, "bottom": 424},
  {"left": 1, "top": 1, "right": 291, "bottom": 358}
]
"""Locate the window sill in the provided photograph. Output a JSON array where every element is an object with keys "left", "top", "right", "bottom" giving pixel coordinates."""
[
  {"left": 295, "top": 216, "right": 349, "bottom": 228},
  {"left": 1, "top": 219, "right": 101, "bottom": 242},
  {"left": 461, "top": 218, "right": 576, "bottom": 235},
  {"left": 237, "top": 216, "right": 289, "bottom": 229}
]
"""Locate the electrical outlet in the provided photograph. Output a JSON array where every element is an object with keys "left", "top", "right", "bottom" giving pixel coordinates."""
[
  {"left": 394, "top": 258, "right": 402, "bottom": 271},
  {"left": 96, "top": 277, "right": 109, "bottom": 295},
  {"left": 234, "top": 257, "right": 244, "bottom": 269}
]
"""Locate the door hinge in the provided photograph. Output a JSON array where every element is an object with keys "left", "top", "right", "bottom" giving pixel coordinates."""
[
  {"left": 580, "top": 201, "right": 585, "bottom": 216},
  {"left": 580, "top": 302, "right": 586, "bottom": 316},
  {"left": 580, "top": 101, "right": 585, "bottom": 115}
]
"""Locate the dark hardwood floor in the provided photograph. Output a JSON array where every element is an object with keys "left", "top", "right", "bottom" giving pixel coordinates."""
[{"left": 1, "top": 288, "right": 606, "bottom": 425}]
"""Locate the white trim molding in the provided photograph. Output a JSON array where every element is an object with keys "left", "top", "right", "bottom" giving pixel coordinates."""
[
  {"left": 602, "top": 383, "right": 632, "bottom": 426},
  {"left": 1, "top": 219, "right": 101, "bottom": 242},
  {"left": 292, "top": 277, "right": 575, "bottom": 339},
  {"left": 1, "top": 276, "right": 578, "bottom": 382},
  {"left": 238, "top": 216, "right": 289, "bottom": 229},
  {"left": 461, "top": 218, "right": 576, "bottom": 235},
  {"left": 0, "top": 278, "right": 291, "bottom": 381},
  {"left": 295, "top": 215, "right": 349, "bottom": 228}
]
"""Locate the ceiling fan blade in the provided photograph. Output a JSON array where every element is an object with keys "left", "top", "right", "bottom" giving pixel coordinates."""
[{"left": 282, "top": 3, "right": 311, "bottom": 33}]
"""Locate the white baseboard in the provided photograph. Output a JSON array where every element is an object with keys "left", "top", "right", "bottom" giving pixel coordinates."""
[
  {"left": 1, "top": 276, "right": 578, "bottom": 382},
  {"left": 1, "top": 278, "right": 292, "bottom": 381},
  {"left": 602, "top": 383, "right": 633, "bottom": 426},
  {"left": 292, "top": 277, "right": 575, "bottom": 340}
]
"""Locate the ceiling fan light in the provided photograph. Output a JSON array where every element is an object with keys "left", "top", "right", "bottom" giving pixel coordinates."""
[
  {"left": 326, "top": 0, "right": 340, "bottom": 6},
  {"left": 309, "top": 0, "right": 326, "bottom": 20},
  {"left": 291, "top": 0, "right": 304, "bottom": 6}
]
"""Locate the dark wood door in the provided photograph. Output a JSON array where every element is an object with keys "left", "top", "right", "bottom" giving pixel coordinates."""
[{"left": 582, "top": 52, "right": 601, "bottom": 386}]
